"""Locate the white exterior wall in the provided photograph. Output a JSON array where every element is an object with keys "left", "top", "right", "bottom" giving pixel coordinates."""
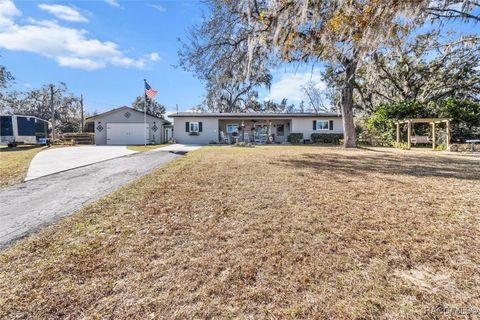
[
  {"left": 173, "top": 117, "right": 219, "bottom": 144},
  {"left": 93, "top": 109, "right": 165, "bottom": 145},
  {"left": 290, "top": 117, "right": 343, "bottom": 140}
]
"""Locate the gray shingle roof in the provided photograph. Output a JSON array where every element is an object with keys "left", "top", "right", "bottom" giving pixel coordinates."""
[
  {"left": 86, "top": 106, "right": 171, "bottom": 124},
  {"left": 170, "top": 112, "right": 341, "bottom": 118}
]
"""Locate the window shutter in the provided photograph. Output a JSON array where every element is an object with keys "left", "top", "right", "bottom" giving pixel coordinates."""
[
  {"left": 199, "top": 122, "right": 203, "bottom": 132},
  {"left": 313, "top": 120, "right": 317, "bottom": 130},
  {"left": 185, "top": 122, "right": 190, "bottom": 132},
  {"left": 329, "top": 120, "right": 334, "bottom": 131}
]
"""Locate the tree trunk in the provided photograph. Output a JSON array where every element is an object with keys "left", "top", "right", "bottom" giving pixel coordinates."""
[{"left": 341, "top": 60, "right": 357, "bottom": 148}]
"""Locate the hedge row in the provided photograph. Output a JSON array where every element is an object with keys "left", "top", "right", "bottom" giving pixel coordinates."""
[
  {"left": 287, "top": 133, "right": 343, "bottom": 145},
  {"left": 311, "top": 133, "right": 343, "bottom": 144}
]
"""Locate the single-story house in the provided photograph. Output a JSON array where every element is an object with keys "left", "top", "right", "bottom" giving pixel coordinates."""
[
  {"left": 87, "top": 106, "right": 170, "bottom": 145},
  {"left": 170, "top": 112, "right": 343, "bottom": 144}
]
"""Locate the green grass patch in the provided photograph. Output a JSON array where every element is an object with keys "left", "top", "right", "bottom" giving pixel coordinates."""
[{"left": 127, "top": 144, "right": 167, "bottom": 152}]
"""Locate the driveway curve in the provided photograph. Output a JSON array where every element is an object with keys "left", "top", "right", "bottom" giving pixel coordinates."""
[
  {"left": 26, "top": 146, "right": 137, "bottom": 180},
  {"left": 0, "top": 150, "right": 181, "bottom": 249}
]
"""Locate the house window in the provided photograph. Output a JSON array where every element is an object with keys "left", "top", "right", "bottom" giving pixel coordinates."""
[
  {"left": 316, "top": 120, "right": 329, "bottom": 130},
  {"left": 226, "top": 124, "right": 239, "bottom": 133},
  {"left": 190, "top": 122, "right": 200, "bottom": 132}
]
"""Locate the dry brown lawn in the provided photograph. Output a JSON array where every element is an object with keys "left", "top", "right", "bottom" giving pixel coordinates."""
[
  {"left": 0, "top": 146, "right": 479, "bottom": 319},
  {"left": 0, "top": 145, "right": 48, "bottom": 188}
]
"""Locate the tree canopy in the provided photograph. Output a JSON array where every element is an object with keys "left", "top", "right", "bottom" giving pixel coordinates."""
[
  {"left": 1, "top": 83, "right": 83, "bottom": 133},
  {"left": 131, "top": 96, "right": 166, "bottom": 118},
  {"left": 178, "top": 1, "right": 272, "bottom": 112},
  {"left": 181, "top": 0, "right": 479, "bottom": 147}
]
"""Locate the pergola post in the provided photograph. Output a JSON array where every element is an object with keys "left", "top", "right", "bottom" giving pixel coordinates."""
[
  {"left": 396, "top": 122, "right": 400, "bottom": 144},
  {"left": 407, "top": 120, "right": 411, "bottom": 150},
  {"left": 431, "top": 122, "right": 436, "bottom": 150},
  {"left": 397, "top": 118, "right": 451, "bottom": 151},
  {"left": 446, "top": 120, "right": 451, "bottom": 149}
]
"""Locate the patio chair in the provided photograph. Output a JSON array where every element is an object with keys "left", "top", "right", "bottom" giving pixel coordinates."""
[{"left": 220, "top": 131, "right": 229, "bottom": 144}]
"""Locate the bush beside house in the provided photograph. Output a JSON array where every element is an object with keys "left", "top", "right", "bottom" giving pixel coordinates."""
[
  {"left": 288, "top": 133, "right": 303, "bottom": 144},
  {"left": 311, "top": 133, "right": 343, "bottom": 144}
]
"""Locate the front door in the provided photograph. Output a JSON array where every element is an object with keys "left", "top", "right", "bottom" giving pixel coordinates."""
[{"left": 276, "top": 124, "right": 285, "bottom": 143}]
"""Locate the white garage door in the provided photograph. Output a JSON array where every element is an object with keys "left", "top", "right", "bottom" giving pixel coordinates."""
[{"left": 106, "top": 123, "right": 149, "bottom": 145}]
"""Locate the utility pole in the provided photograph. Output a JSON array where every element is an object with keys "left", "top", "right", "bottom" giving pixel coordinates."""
[
  {"left": 80, "top": 94, "right": 84, "bottom": 133},
  {"left": 50, "top": 84, "right": 55, "bottom": 142},
  {"left": 176, "top": 103, "right": 179, "bottom": 114}
]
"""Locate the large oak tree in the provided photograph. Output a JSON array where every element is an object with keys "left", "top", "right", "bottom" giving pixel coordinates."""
[{"left": 237, "top": 0, "right": 440, "bottom": 147}]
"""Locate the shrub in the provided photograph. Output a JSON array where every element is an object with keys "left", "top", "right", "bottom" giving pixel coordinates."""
[
  {"left": 310, "top": 133, "right": 343, "bottom": 145},
  {"left": 450, "top": 143, "right": 480, "bottom": 152},
  {"left": 365, "top": 99, "right": 480, "bottom": 145},
  {"left": 288, "top": 133, "right": 303, "bottom": 144},
  {"left": 234, "top": 142, "right": 254, "bottom": 148},
  {"left": 392, "top": 141, "right": 409, "bottom": 150}
]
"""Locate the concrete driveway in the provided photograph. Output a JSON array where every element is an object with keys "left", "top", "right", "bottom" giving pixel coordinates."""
[
  {"left": 0, "top": 150, "right": 183, "bottom": 249},
  {"left": 26, "top": 146, "right": 137, "bottom": 180},
  {"left": 154, "top": 144, "right": 203, "bottom": 153}
]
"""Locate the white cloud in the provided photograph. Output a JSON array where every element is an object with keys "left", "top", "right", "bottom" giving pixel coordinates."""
[
  {"left": 0, "top": 0, "right": 20, "bottom": 28},
  {"left": 0, "top": 0, "right": 151, "bottom": 70},
  {"left": 105, "top": 0, "right": 120, "bottom": 7},
  {"left": 149, "top": 52, "right": 160, "bottom": 61},
  {"left": 149, "top": 4, "right": 166, "bottom": 12},
  {"left": 57, "top": 56, "right": 105, "bottom": 70},
  {"left": 38, "top": 4, "right": 88, "bottom": 23},
  {"left": 264, "top": 71, "right": 326, "bottom": 103}
]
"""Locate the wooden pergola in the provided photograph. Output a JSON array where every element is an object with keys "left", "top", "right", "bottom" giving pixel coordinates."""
[{"left": 395, "top": 118, "right": 452, "bottom": 150}]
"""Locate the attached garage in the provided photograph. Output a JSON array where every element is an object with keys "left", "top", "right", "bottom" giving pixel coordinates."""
[
  {"left": 106, "top": 123, "right": 149, "bottom": 145},
  {"left": 87, "top": 106, "right": 170, "bottom": 145}
]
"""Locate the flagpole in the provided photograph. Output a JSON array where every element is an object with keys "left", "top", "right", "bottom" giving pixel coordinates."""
[{"left": 143, "top": 79, "right": 147, "bottom": 147}]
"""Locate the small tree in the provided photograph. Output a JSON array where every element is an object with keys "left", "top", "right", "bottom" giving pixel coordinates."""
[
  {"left": 178, "top": 0, "right": 271, "bottom": 112},
  {"left": 301, "top": 81, "right": 330, "bottom": 113},
  {"left": 131, "top": 96, "right": 166, "bottom": 118},
  {"left": 2, "top": 82, "right": 82, "bottom": 133}
]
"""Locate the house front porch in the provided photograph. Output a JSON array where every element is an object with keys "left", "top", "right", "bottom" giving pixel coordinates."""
[{"left": 218, "top": 118, "right": 291, "bottom": 144}]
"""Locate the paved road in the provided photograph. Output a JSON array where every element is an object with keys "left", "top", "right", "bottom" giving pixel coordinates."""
[
  {"left": 26, "top": 146, "right": 137, "bottom": 180},
  {"left": 0, "top": 150, "right": 180, "bottom": 249}
]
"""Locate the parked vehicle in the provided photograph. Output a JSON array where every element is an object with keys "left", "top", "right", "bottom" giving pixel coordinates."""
[{"left": 0, "top": 115, "right": 50, "bottom": 147}]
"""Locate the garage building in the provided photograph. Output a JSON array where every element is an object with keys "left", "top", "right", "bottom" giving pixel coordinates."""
[{"left": 88, "top": 106, "right": 170, "bottom": 145}]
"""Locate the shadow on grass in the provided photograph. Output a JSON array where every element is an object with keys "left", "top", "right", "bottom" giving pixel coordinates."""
[{"left": 274, "top": 152, "right": 480, "bottom": 181}]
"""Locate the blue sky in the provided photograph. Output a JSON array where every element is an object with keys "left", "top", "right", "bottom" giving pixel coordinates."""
[
  {"left": 0, "top": 0, "right": 211, "bottom": 114},
  {"left": 0, "top": 0, "right": 328, "bottom": 115}
]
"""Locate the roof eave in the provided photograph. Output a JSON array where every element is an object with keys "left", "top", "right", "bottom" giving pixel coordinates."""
[{"left": 86, "top": 106, "right": 170, "bottom": 123}]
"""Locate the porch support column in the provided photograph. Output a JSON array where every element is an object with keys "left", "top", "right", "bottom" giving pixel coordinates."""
[
  {"left": 407, "top": 120, "right": 411, "bottom": 150},
  {"left": 431, "top": 122, "right": 436, "bottom": 150},
  {"left": 268, "top": 120, "right": 272, "bottom": 143},
  {"left": 446, "top": 120, "right": 451, "bottom": 149}
]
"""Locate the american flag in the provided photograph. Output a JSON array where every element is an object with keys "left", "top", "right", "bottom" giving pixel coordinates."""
[{"left": 144, "top": 80, "right": 158, "bottom": 98}]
